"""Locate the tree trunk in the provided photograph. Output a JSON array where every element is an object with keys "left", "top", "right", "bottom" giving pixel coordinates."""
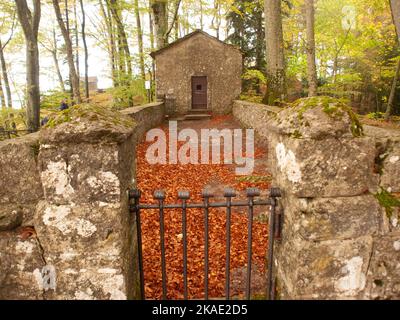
[
  {"left": 0, "top": 73, "right": 6, "bottom": 109},
  {"left": 108, "top": 0, "right": 132, "bottom": 82},
  {"left": 151, "top": 0, "right": 168, "bottom": 49},
  {"left": 211, "top": 0, "right": 222, "bottom": 40},
  {"left": 174, "top": 17, "right": 179, "bottom": 41},
  {"left": 263, "top": 0, "right": 286, "bottom": 105},
  {"left": 52, "top": 52, "right": 66, "bottom": 92},
  {"left": 200, "top": 0, "right": 204, "bottom": 30},
  {"left": 0, "top": 40, "right": 13, "bottom": 108},
  {"left": 151, "top": 0, "right": 182, "bottom": 49},
  {"left": 15, "top": 0, "right": 41, "bottom": 132},
  {"left": 79, "top": 0, "right": 89, "bottom": 99},
  {"left": 149, "top": 2, "right": 156, "bottom": 99},
  {"left": 134, "top": 0, "right": 146, "bottom": 81},
  {"left": 385, "top": 58, "right": 400, "bottom": 120},
  {"left": 65, "top": 0, "right": 74, "bottom": 99},
  {"left": 305, "top": 0, "right": 318, "bottom": 96},
  {"left": 255, "top": 7, "right": 264, "bottom": 71},
  {"left": 73, "top": 0, "right": 80, "bottom": 92},
  {"left": 99, "top": 0, "right": 116, "bottom": 86},
  {"left": 26, "top": 40, "right": 40, "bottom": 129},
  {"left": 52, "top": 0, "right": 81, "bottom": 104},
  {"left": 51, "top": 28, "right": 66, "bottom": 92},
  {"left": 385, "top": 0, "right": 400, "bottom": 120},
  {"left": 390, "top": 0, "right": 400, "bottom": 42}
]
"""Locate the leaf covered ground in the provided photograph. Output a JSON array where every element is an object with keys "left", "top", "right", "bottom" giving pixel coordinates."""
[{"left": 136, "top": 115, "right": 272, "bottom": 299}]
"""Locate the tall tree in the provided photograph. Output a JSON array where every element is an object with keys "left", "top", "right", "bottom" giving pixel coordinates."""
[
  {"left": 151, "top": 0, "right": 182, "bottom": 49},
  {"left": 134, "top": 0, "right": 146, "bottom": 81},
  {"left": 0, "top": 15, "right": 15, "bottom": 109},
  {"left": 384, "top": 58, "right": 400, "bottom": 120},
  {"left": 211, "top": 0, "right": 222, "bottom": 40},
  {"left": 52, "top": 0, "right": 81, "bottom": 104},
  {"left": 199, "top": 0, "right": 204, "bottom": 30},
  {"left": 40, "top": 27, "right": 66, "bottom": 92},
  {"left": 108, "top": 0, "right": 132, "bottom": 83},
  {"left": 151, "top": 0, "right": 168, "bottom": 49},
  {"left": 263, "top": 0, "right": 285, "bottom": 105},
  {"left": 73, "top": 0, "right": 80, "bottom": 90},
  {"left": 79, "top": 0, "right": 89, "bottom": 99},
  {"left": 305, "top": 0, "right": 317, "bottom": 96},
  {"left": 0, "top": 73, "right": 5, "bottom": 109},
  {"left": 99, "top": 0, "right": 116, "bottom": 86},
  {"left": 227, "top": 1, "right": 265, "bottom": 70},
  {"left": 149, "top": 1, "right": 156, "bottom": 98},
  {"left": 385, "top": 0, "right": 400, "bottom": 120},
  {"left": 15, "top": 0, "right": 41, "bottom": 132},
  {"left": 391, "top": 0, "right": 400, "bottom": 41}
]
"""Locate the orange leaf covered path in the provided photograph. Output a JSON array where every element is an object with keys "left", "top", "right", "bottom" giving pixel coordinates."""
[{"left": 136, "top": 115, "right": 272, "bottom": 299}]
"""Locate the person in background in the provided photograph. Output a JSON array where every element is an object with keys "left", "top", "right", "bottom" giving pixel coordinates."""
[
  {"left": 59, "top": 99, "right": 69, "bottom": 111},
  {"left": 41, "top": 117, "right": 49, "bottom": 127}
]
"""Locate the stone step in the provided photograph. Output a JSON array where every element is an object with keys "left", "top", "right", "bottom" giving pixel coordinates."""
[
  {"left": 189, "top": 109, "right": 212, "bottom": 114},
  {"left": 165, "top": 114, "right": 185, "bottom": 121},
  {"left": 184, "top": 114, "right": 212, "bottom": 121}
]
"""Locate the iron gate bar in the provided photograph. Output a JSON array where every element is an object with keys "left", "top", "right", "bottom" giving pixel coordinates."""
[
  {"left": 246, "top": 188, "right": 259, "bottom": 299},
  {"left": 129, "top": 189, "right": 145, "bottom": 300},
  {"left": 267, "top": 188, "right": 282, "bottom": 300},
  {"left": 129, "top": 187, "right": 282, "bottom": 301},
  {"left": 154, "top": 190, "right": 168, "bottom": 300},
  {"left": 178, "top": 191, "right": 190, "bottom": 300},
  {"left": 202, "top": 190, "right": 213, "bottom": 300},
  {"left": 224, "top": 189, "right": 236, "bottom": 300},
  {"left": 134, "top": 200, "right": 273, "bottom": 209}
]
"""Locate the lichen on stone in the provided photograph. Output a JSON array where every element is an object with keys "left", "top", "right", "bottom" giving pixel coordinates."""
[
  {"left": 288, "top": 96, "right": 364, "bottom": 138},
  {"left": 45, "top": 103, "right": 135, "bottom": 129}
]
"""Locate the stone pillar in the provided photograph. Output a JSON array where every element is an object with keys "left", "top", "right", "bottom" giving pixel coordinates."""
[
  {"left": 34, "top": 108, "right": 139, "bottom": 300},
  {"left": 0, "top": 133, "right": 45, "bottom": 299},
  {"left": 165, "top": 90, "right": 177, "bottom": 116},
  {"left": 267, "top": 98, "right": 382, "bottom": 299}
]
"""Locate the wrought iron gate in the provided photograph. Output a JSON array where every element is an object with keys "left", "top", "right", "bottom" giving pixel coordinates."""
[{"left": 128, "top": 187, "right": 282, "bottom": 300}]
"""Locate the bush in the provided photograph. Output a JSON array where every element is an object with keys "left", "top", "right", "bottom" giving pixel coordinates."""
[
  {"left": 239, "top": 94, "right": 264, "bottom": 104},
  {"left": 40, "top": 90, "right": 71, "bottom": 111},
  {"left": 242, "top": 69, "right": 266, "bottom": 95},
  {"left": 107, "top": 78, "right": 147, "bottom": 110},
  {"left": 0, "top": 108, "right": 26, "bottom": 130},
  {"left": 366, "top": 112, "right": 385, "bottom": 120}
]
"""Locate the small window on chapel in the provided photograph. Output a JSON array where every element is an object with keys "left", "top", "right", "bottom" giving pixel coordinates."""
[{"left": 196, "top": 85, "right": 202, "bottom": 90}]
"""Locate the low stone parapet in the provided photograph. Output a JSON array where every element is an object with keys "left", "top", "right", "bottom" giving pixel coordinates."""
[
  {"left": 0, "top": 102, "right": 165, "bottom": 299},
  {"left": 233, "top": 97, "right": 400, "bottom": 300}
]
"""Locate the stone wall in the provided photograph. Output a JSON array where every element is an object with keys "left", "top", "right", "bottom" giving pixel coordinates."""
[
  {"left": 233, "top": 100, "right": 281, "bottom": 147},
  {"left": 0, "top": 102, "right": 165, "bottom": 300},
  {"left": 121, "top": 101, "right": 165, "bottom": 143},
  {"left": 233, "top": 98, "right": 400, "bottom": 300}
]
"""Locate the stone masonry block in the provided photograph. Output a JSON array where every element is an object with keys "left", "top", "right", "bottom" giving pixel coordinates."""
[
  {"left": 281, "top": 195, "right": 381, "bottom": 241},
  {"left": 276, "top": 235, "right": 373, "bottom": 299},
  {"left": 268, "top": 134, "right": 378, "bottom": 198},
  {"left": 365, "top": 235, "right": 400, "bottom": 300}
]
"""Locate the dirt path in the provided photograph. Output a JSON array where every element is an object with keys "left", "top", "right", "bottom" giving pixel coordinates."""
[{"left": 136, "top": 115, "right": 272, "bottom": 299}]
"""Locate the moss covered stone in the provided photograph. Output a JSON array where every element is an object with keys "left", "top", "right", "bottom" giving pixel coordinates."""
[
  {"left": 46, "top": 103, "right": 135, "bottom": 129},
  {"left": 41, "top": 103, "right": 136, "bottom": 144},
  {"left": 269, "top": 96, "right": 364, "bottom": 139},
  {"left": 289, "top": 96, "right": 363, "bottom": 138},
  {"left": 375, "top": 188, "right": 400, "bottom": 218}
]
